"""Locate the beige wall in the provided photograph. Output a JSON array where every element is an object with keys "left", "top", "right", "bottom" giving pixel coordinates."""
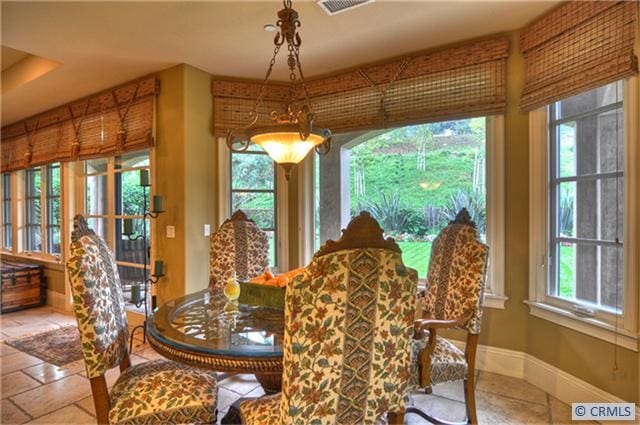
[{"left": 154, "top": 63, "right": 216, "bottom": 306}]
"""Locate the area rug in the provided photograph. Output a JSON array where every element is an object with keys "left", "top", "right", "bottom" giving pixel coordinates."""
[{"left": 5, "top": 326, "right": 83, "bottom": 366}]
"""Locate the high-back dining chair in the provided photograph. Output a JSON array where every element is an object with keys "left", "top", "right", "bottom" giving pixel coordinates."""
[
  {"left": 67, "top": 215, "right": 218, "bottom": 425},
  {"left": 409, "top": 208, "right": 489, "bottom": 424},
  {"left": 209, "top": 210, "right": 270, "bottom": 289},
  {"left": 230, "top": 212, "right": 418, "bottom": 425}
]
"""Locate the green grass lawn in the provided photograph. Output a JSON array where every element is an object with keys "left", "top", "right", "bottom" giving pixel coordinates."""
[
  {"left": 559, "top": 244, "right": 575, "bottom": 298},
  {"left": 398, "top": 241, "right": 432, "bottom": 279}
]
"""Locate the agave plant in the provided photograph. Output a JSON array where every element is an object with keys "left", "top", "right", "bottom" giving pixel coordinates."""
[
  {"left": 442, "top": 189, "right": 486, "bottom": 234},
  {"left": 360, "top": 192, "right": 414, "bottom": 233}
]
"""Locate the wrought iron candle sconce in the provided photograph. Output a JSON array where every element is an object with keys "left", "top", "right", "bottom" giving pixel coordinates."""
[{"left": 123, "top": 169, "right": 165, "bottom": 351}]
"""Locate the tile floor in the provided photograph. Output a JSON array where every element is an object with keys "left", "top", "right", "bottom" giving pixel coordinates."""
[{"left": 0, "top": 306, "right": 582, "bottom": 424}]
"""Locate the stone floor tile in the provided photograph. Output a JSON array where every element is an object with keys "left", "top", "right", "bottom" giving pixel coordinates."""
[
  {"left": 74, "top": 396, "right": 96, "bottom": 417},
  {"left": 218, "top": 374, "right": 260, "bottom": 396},
  {"left": 218, "top": 387, "right": 242, "bottom": 412},
  {"left": 0, "top": 343, "right": 20, "bottom": 357},
  {"left": 1, "top": 323, "right": 61, "bottom": 339},
  {"left": 26, "top": 404, "right": 95, "bottom": 424},
  {"left": 407, "top": 392, "right": 468, "bottom": 423},
  {"left": 1, "top": 352, "right": 44, "bottom": 375},
  {"left": 430, "top": 380, "right": 466, "bottom": 403},
  {"left": 132, "top": 345, "right": 165, "bottom": 361},
  {"left": 244, "top": 385, "right": 266, "bottom": 399},
  {"left": 476, "top": 371, "right": 548, "bottom": 406},
  {"left": 1, "top": 399, "right": 31, "bottom": 425},
  {"left": 21, "top": 360, "right": 85, "bottom": 384},
  {"left": 1, "top": 371, "right": 41, "bottom": 399},
  {"left": 10, "top": 374, "right": 91, "bottom": 418},
  {"left": 476, "top": 390, "right": 549, "bottom": 424}
]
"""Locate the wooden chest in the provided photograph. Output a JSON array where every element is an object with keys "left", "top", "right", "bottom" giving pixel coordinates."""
[{"left": 1, "top": 261, "right": 47, "bottom": 313}]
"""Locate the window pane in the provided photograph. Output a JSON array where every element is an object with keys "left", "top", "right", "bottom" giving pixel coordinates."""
[
  {"left": 116, "top": 170, "right": 148, "bottom": 216},
  {"left": 597, "top": 107, "right": 624, "bottom": 174},
  {"left": 264, "top": 230, "right": 276, "bottom": 268},
  {"left": 47, "top": 226, "right": 61, "bottom": 255},
  {"left": 115, "top": 151, "right": 149, "bottom": 169},
  {"left": 25, "top": 168, "right": 42, "bottom": 252},
  {"left": 232, "top": 192, "right": 275, "bottom": 229},
  {"left": 231, "top": 153, "right": 274, "bottom": 190},
  {"left": 86, "top": 217, "right": 109, "bottom": 242},
  {"left": 115, "top": 218, "right": 149, "bottom": 264},
  {"left": 86, "top": 174, "right": 109, "bottom": 215},
  {"left": 557, "top": 122, "right": 576, "bottom": 178},
  {"left": 555, "top": 242, "right": 576, "bottom": 300},
  {"left": 600, "top": 177, "right": 624, "bottom": 242},
  {"left": 86, "top": 158, "right": 108, "bottom": 174},
  {"left": 2, "top": 173, "right": 12, "bottom": 249},
  {"left": 118, "top": 265, "right": 146, "bottom": 292},
  {"left": 345, "top": 118, "right": 486, "bottom": 278},
  {"left": 600, "top": 245, "right": 623, "bottom": 311},
  {"left": 556, "top": 80, "right": 623, "bottom": 119}
]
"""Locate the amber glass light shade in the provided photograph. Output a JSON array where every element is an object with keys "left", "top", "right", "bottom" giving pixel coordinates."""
[{"left": 248, "top": 128, "right": 325, "bottom": 165}]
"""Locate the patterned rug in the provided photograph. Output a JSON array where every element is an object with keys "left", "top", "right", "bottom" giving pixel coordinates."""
[{"left": 6, "top": 326, "right": 83, "bottom": 366}]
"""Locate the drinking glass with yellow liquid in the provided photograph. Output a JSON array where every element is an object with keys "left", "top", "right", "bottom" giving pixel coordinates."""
[{"left": 224, "top": 272, "right": 240, "bottom": 301}]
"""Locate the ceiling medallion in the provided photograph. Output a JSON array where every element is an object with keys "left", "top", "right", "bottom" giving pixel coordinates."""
[{"left": 225, "top": 0, "right": 332, "bottom": 180}]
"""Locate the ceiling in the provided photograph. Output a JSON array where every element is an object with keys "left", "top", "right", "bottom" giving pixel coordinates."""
[
  {"left": 2, "top": 46, "right": 29, "bottom": 72},
  {"left": 1, "top": 1, "right": 559, "bottom": 126}
]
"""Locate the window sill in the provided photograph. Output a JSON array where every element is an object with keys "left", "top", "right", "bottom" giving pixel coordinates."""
[
  {"left": 483, "top": 293, "right": 508, "bottom": 309},
  {"left": 1, "top": 252, "right": 64, "bottom": 269},
  {"left": 524, "top": 300, "right": 638, "bottom": 352}
]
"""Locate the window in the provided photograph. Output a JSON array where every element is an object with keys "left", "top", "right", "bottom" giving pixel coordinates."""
[
  {"left": 529, "top": 78, "right": 639, "bottom": 350},
  {"left": 309, "top": 116, "right": 505, "bottom": 306},
  {"left": 23, "top": 164, "right": 62, "bottom": 255},
  {"left": 230, "top": 146, "right": 277, "bottom": 266},
  {"left": 82, "top": 151, "right": 151, "bottom": 312},
  {"left": 24, "top": 167, "right": 42, "bottom": 252},
  {"left": 2, "top": 173, "right": 12, "bottom": 250},
  {"left": 45, "top": 164, "right": 61, "bottom": 255},
  {"left": 549, "top": 81, "right": 623, "bottom": 313}
]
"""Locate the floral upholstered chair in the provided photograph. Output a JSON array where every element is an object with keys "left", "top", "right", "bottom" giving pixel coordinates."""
[
  {"left": 227, "top": 212, "right": 419, "bottom": 425},
  {"left": 409, "top": 208, "right": 489, "bottom": 424},
  {"left": 209, "top": 210, "right": 270, "bottom": 289},
  {"left": 66, "top": 215, "right": 218, "bottom": 425}
]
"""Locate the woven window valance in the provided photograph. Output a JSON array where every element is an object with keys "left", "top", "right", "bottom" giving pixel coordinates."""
[
  {"left": 520, "top": 0, "right": 638, "bottom": 111},
  {"left": 212, "top": 36, "right": 508, "bottom": 136},
  {"left": 1, "top": 77, "right": 159, "bottom": 173}
]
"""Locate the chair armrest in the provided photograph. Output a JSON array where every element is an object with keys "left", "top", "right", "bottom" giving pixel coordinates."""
[{"left": 413, "top": 310, "right": 473, "bottom": 339}]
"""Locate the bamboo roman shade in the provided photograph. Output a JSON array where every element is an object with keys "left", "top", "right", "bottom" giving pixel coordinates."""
[
  {"left": 212, "top": 37, "right": 508, "bottom": 136},
  {"left": 520, "top": 0, "right": 638, "bottom": 111},
  {"left": 1, "top": 77, "right": 159, "bottom": 173}
]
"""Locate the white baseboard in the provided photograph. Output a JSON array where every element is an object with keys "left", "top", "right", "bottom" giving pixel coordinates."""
[
  {"left": 46, "top": 290, "right": 70, "bottom": 311},
  {"left": 450, "top": 340, "right": 635, "bottom": 407}
]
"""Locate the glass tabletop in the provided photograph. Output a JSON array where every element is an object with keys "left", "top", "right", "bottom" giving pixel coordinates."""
[{"left": 146, "top": 288, "right": 284, "bottom": 358}]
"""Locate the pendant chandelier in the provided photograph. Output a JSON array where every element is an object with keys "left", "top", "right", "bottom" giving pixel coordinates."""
[{"left": 226, "top": 0, "right": 331, "bottom": 180}]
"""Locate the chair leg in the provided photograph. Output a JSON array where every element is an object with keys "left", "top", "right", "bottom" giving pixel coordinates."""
[
  {"left": 463, "top": 377, "right": 477, "bottom": 424},
  {"left": 388, "top": 410, "right": 405, "bottom": 425}
]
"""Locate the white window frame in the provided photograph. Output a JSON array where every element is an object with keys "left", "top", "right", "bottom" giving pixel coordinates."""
[
  {"left": 78, "top": 150, "right": 155, "bottom": 286},
  {"left": 217, "top": 139, "right": 289, "bottom": 273},
  {"left": 527, "top": 77, "right": 639, "bottom": 351},
  {"left": 1, "top": 172, "right": 14, "bottom": 252},
  {"left": 298, "top": 115, "right": 507, "bottom": 309},
  {"left": 15, "top": 164, "right": 63, "bottom": 262}
]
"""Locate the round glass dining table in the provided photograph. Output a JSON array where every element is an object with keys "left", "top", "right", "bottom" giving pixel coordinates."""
[{"left": 146, "top": 288, "right": 284, "bottom": 393}]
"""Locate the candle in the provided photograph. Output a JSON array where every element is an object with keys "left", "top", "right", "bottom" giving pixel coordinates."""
[
  {"left": 139, "top": 169, "right": 150, "bottom": 187},
  {"left": 123, "top": 218, "right": 134, "bottom": 235},
  {"left": 153, "top": 260, "right": 164, "bottom": 277},
  {"left": 152, "top": 195, "right": 163, "bottom": 213}
]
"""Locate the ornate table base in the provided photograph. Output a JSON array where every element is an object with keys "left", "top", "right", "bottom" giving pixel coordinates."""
[{"left": 255, "top": 372, "right": 282, "bottom": 394}]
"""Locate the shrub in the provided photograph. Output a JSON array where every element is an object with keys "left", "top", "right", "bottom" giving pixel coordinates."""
[
  {"left": 422, "top": 206, "right": 444, "bottom": 233},
  {"left": 442, "top": 189, "right": 486, "bottom": 234},
  {"left": 358, "top": 192, "right": 417, "bottom": 234},
  {"left": 558, "top": 190, "right": 574, "bottom": 236}
]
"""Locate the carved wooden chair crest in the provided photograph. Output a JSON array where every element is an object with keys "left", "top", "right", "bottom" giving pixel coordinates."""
[{"left": 410, "top": 208, "right": 489, "bottom": 424}]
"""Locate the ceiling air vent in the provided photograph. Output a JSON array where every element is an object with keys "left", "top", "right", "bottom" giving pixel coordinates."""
[{"left": 317, "top": 0, "right": 374, "bottom": 16}]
